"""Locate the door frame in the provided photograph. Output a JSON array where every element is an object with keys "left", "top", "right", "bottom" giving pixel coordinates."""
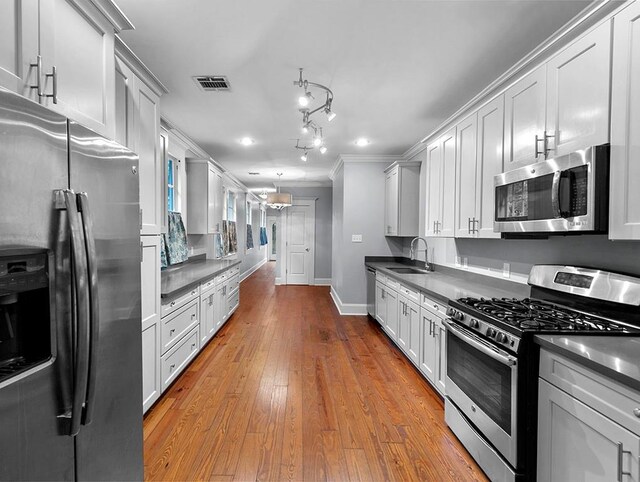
[
  {"left": 266, "top": 215, "right": 277, "bottom": 261},
  {"left": 280, "top": 197, "right": 317, "bottom": 285}
]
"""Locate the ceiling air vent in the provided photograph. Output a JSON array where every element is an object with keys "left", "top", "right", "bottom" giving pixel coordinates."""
[
  {"left": 193, "top": 75, "right": 231, "bottom": 92},
  {"left": 248, "top": 172, "right": 260, "bottom": 175}
]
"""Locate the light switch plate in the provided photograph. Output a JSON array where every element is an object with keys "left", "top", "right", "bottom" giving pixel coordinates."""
[
  {"left": 462, "top": 257, "right": 468, "bottom": 268},
  {"left": 351, "top": 234, "right": 363, "bottom": 243}
]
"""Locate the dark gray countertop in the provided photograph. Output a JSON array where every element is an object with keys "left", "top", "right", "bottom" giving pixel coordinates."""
[
  {"left": 535, "top": 335, "right": 640, "bottom": 393},
  {"left": 365, "top": 260, "right": 529, "bottom": 304},
  {"left": 161, "top": 258, "right": 241, "bottom": 299}
]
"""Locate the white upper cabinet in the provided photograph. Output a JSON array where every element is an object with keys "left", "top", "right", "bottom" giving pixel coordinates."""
[
  {"left": 0, "top": 0, "right": 132, "bottom": 138},
  {"left": 383, "top": 162, "right": 420, "bottom": 237},
  {"left": 546, "top": 20, "right": 611, "bottom": 158},
  {"left": 503, "top": 64, "right": 547, "bottom": 170},
  {"left": 610, "top": 1, "right": 640, "bottom": 240},
  {"left": 115, "top": 37, "right": 168, "bottom": 236},
  {"left": 425, "top": 128, "right": 456, "bottom": 237},
  {"left": 455, "top": 113, "right": 478, "bottom": 238},
  {"left": 187, "top": 160, "right": 224, "bottom": 234}
]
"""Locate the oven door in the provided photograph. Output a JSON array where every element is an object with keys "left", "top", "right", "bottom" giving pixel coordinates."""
[
  {"left": 494, "top": 147, "right": 601, "bottom": 233},
  {"left": 445, "top": 320, "right": 518, "bottom": 467}
]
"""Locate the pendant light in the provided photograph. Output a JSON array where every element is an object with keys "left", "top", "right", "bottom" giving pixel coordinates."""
[{"left": 266, "top": 173, "right": 292, "bottom": 210}]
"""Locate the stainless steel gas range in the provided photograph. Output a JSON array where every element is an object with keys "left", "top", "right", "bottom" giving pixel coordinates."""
[{"left": 444, "top": 265, "right": 640, "bottom": 481}]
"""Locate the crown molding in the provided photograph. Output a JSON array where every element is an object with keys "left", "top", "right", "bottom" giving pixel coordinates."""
[
  {"left": 89, "top": 0, "right": 134, "bottom": 31},
  {"left": 329, "top": 154, "right": 400, "bottom": 181},
  {"left": 115, "top": 36, "right": 169, "bottom": 96},
  {"left": 402, "top": 0, "right": 621, "bottom": 155},
  {"left": 276, "top": 181, "right": 332, "bottom": 188}
]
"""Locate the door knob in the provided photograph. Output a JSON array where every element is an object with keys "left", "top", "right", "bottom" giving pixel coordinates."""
[{"left": 305, "top": 247, "right": 310, "bottom": 252}]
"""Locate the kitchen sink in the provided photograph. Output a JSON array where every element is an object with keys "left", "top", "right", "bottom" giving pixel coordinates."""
[{"left": 386, "top": 267, "right": 430, "bottom": 275}]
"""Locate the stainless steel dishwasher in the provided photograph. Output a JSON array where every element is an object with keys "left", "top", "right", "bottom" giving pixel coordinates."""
[{"left": 366, "top": 267, "right": 376, "bottom": 317}]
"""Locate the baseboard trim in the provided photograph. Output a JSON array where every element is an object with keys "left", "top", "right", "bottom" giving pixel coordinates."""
[
  {"left": 275, "top": 277, "right": 284, "bottom": 285},
  {"left": 313, "top": 278, "right": 332, "bottom": 286},
  {"left": 240, "top": 257, "right": 267, "bottom": 282},
  {"left": 330, "top": 287, "right": 367, "bottom": 315}
]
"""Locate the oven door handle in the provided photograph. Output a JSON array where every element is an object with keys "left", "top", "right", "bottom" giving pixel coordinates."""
[{"left": 445, "top": 321, "right": 517, "bottom": 366}]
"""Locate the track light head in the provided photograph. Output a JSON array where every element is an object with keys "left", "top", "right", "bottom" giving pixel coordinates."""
[
  {"left": 325, "top": 109, "right": 336, "bottom": 122},
  {"left": 300, "top": 151, "right": 308, "bottom": 162},
  {"left": 319, "top": 146, "right": 327, "bottom": 154}
]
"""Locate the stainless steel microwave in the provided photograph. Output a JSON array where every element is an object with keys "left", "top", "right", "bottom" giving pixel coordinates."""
[{"left": 494, "top": 145, "right": 609, "bottom": 234}]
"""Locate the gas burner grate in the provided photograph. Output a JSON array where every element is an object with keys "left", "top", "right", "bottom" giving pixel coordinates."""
[{"left": 457, "top": 297, "right": 626, "bottom": 332}]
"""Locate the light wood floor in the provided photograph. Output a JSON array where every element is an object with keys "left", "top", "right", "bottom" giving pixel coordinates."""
[{"left": 143, "top": 261, "right": 488, "bottom": 481}]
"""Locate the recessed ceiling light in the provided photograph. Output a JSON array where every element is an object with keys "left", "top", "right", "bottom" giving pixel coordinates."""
[
  {"left": 240, "top": 137, "right": 255, "bottom": 146},
  {"left": 355, "top": 138, "right": 370, "bottom": 147}
]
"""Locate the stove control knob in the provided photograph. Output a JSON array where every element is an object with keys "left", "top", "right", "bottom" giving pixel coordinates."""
[
  {"left": 496, "top": 333, "right": 509, "bottom": 344},
  {"left": 469, "top": 319, "right": 479, "bottom": 329},
  {"left": 486, "top": 328, "right": 497, "bottom": 338},
  {"left": 455, "top": 312, "right": 465, "bottom": 322},
  {"left": 446, "top": 307, "right": 455, "bottom": 317}
]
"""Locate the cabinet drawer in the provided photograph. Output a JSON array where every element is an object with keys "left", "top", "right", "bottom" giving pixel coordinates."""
[
  {"left": 161, "top": 326, "right": 199, "bottom": 392},
  {"left": 386, "top": 277, "right": 400, "bottom": 292},
  {"left": 229, "top": 265, "right": 240, "bottom": 277},
  {"left": 161, "top": 287, "right": 199, "bottom": 318},
  {"left": 161, "top": 300, "right": 199, "bottom": 355},
  {"left": 421, "top": 293, "right": 447, "bottom": 316},
  {"left": 398, "top": 283, "right": 419, "bottom": 303},
  {"left": 376, "top": 271, "right": 387, "bottom": 284},
  {"left": 228, "top": 288, "right": 239, "bottom": 315},
  {"left": 200, "top": 276, "right": 216, "bottom": 293},
  {"left": 540, "top": 349, "right": 640, "bottom": 436},
  {"left": 215, "top": 271, "right": 229, "bottom": 285},
  {"left": 228, "top": 274, "right": 239, "bottom": 294}
]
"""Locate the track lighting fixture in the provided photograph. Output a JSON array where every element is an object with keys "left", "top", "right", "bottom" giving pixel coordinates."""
[
  {"left": 319, "top": 145, "right": 327, "bottom": 154},
  {"left": 300, "top": 151, "right": 308, "bottom": 162}
]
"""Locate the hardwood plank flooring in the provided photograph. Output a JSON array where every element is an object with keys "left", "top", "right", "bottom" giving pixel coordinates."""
[{"left": 143, "top": 262, "right": 488, "bottom": 481}]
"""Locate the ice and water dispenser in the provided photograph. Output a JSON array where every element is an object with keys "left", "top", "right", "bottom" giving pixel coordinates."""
[{"left": 0, "top": 248, "right": 53, "bottom": 384}]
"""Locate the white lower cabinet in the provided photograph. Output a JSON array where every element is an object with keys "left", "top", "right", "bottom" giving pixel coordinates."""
[
  {"left": 419, "top": 294, "right": 447, "bottom": 395},
  {"left": 538, "top": 348, "right": 640, "bottom": 481},
  {"left": 141, "top": 322, "right": 160, "bottom": 413},
  {"left": 398, "top": 297, "right": 420, "bottom": 366},
  {"left": 384, "top": 287, "right": 399, "bottom": 341},
  {"left": 375, "top": 275, "right": 387, "bottom": 327},
  {"left": 160, "top": 300, "right": 198, "bottom": 354},
  {"left": 200, "top": 285, "right": 216, "bottom": 345},
  {"left": 161, "top": 327, "right": 200, "bottom": 391}
]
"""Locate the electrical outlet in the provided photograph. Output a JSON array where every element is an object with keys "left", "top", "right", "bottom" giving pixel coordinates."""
[
  {"left": 503, "top": 262, "right": 511, "bottom": 278},
  {"left": 351, "top": 234, "right": 363, "bottom": 243},
  {"left": 462, "top": 257, "right": 468, "bottom": 268}
]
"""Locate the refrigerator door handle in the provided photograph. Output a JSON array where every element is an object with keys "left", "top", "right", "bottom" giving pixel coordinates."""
[
  {"left": 77, "top": 192, "right": 99, "bottom": 426},
  {"left": 55, "top": 189, "right": 91, "bottom": 437}
]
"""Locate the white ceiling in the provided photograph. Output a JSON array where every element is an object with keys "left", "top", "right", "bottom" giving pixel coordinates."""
[{"left": 116, "top": 0, "right": 592, "bottom": 189}]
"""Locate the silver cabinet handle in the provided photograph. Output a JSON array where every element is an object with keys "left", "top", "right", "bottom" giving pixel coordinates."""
[
  {"left": 76, "top": 192, "right": 100, "bottom": 426},
  {"left": 170, "top": 301, "right": 176, "bottom": 307},
  {"left": 429, "top": 319, "right": 433, "bottom": 336},
  {"left": 191, "top": 343, "right": 196, "bottom": 350},
  {"left": 45, "top": 65, "right": 58, "bottom": 104},
  {"left": 30, "top": 55, "right": 43, "bottom": 98},
  {"left": 433, "top": 304, "right": 439, "bottom": 311},
  {"left": 543, "top": 130, "right": 555, "bottom": 157},
  {"left": 170, "top": 329, "right": 175, "bottom": 335},
  {"left": 191, "top": 313, "right": 196, "bottom": 320},
  {"left": 617, "top": 442, "right": 632, "bottom": 481},
  {"left": 191, "top": 290, "right": 197, "bottom": 296},
  {"left": 169, "top": 363, "right": 176, "bottom": 372}
]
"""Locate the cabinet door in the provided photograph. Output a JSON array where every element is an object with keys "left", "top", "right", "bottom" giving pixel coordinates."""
[
  {"left": 610, "top": 1, "right": 640, "bottom": 240},
  {"left": 385, "top": 169, "right": 399, "bottom": 236},
  {"left": 546, "top": 21, "right": 611, "bottom": 158},
  {"left": 425, "top": 140, "right": 442, "bottom": 237},
  {"left": 135, "top": 77, "right": 162, "bottom": 235},
  {"left": 419, "top": 309, "right": 437, "bottom": 383},
  {"left": 397, "top": 299, "right": 409, "bottom": 353},
  {"left": 0, "top": 1, "right": 38, "bottom": 101},
  {"left": 207, "top": 166, "right": 223, "bottom": 233},
  {"left": 439, "top": 128, "right": 457, "bottom": 237},
  {"left": 385, "top": 288, "right": 399, "bottom": 340},
  {"left": 375, "top": 281, "right": 387, "bottom": 326},
  {"left": 200, "top": 290, "right": 215, "bottom": 344},
  {"left": 141, "top": 236, "right": 161, "bottom": 332},
  {"left": 537, "top": 379, "right": 640, "bottom": 482},
  {"left": 214, "top": 284, "right": 225, "bottom": 330},
  {"left": 504, "top": 64, "right": 546, "bottom": 169},
  {"left": 142, "top": 323, "right": 161, "bottom": 413},
  {"left": 406, "top": 300, "right": 420, "bottom": 367},
  {"left": 455, "top": 113, "right": 478, "bottom": 238},
  {"left": 476, "top": 95, "right": 504, "bottom": 239},
  {"left": 434, "top": 316, "right": 446, "bottom": 394},
  {"left": 114, "top": 56, "right": 135, "bottom": 149},
  {"left": 39, "top": 0, "right": 116, "bottom": 138}
]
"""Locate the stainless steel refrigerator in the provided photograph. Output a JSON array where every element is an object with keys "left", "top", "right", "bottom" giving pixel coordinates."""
[{"left": 0, "top": 89, "right": 143, "bottom": 480}]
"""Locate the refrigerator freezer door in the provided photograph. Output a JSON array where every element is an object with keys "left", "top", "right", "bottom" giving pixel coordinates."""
[
  {"left": 68, "top": 122, "right": 143, "bottom": 481},
  {"left": 0, "top": 91, "right": 75, "bottom": 480}
]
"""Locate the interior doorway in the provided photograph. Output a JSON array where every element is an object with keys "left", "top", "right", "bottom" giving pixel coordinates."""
[
  {"left": 266, "top": 215, "right": 277, "bottom": 261},
  {"left": 282, "top": 199, "right": 316, "bottom": 285}
]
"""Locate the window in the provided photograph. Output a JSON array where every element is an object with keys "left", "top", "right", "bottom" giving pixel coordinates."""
[
  {"left": 226, "top": 189, "right": 236, "bottom": 222},
  {"left": 246, "top": 201, "right": 252, "bottom": 225},
  {"left": 167, "top": 156, "right": 180, "bottom": 212}
]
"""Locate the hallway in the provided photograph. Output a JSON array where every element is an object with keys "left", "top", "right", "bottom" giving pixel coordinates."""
[{"left": 143, "top": 262, "right": 487, "bottom": 481}]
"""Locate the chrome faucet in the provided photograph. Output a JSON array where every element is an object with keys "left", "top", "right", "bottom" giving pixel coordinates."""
[{"left": 410, "top": 236, "right": 433, "bottom": 272}]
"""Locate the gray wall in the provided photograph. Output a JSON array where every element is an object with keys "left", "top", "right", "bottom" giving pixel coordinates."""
[
  {"left": 273, "top": 186, "right": 333, "bottom": 280},
  {"left": 332, "top": 161, "right": 405, "bottom": 305},
  {"left": 332, "top": 168, "right": 344, "bottom": 294}
]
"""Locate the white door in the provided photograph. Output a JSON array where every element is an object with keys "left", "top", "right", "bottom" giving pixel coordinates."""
[
  {"left": 285, "top": 203, "right": 315, "bottom": 285},
  {"left": 267, "top": 215, "right": 277, "bottom": 261},
  {"left": 537, "top": 379, "right": 640, "bottom": 482}
]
